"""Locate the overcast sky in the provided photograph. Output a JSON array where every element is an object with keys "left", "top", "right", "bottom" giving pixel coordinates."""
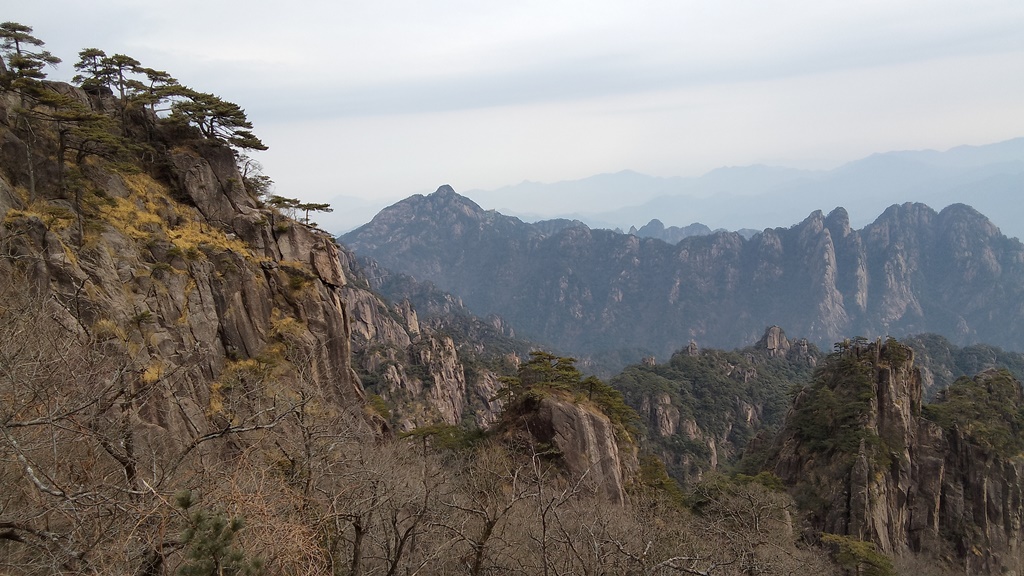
[{"left": 8, "top": 1, "right": 1024, "bottom": 208}]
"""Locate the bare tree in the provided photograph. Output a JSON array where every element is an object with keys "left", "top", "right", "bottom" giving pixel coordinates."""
[{"left": 437, "top": 442, "right": 539, "bottom": 575}]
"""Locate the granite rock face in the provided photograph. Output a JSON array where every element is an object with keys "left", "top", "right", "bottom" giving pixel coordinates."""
[
  {"left": 756, "top": 325, "right": 791, "bottom": 358},
  {"left": 518, "top": 395, "right": 635, "bottom": 505},
  {"left": 338, "top": 251, "right": 511, "bottom": 430},
  {"left": 771, "top": 341, "right": 1024, "bottom": 573},
  {"left": 0, "top": 122, "right": 365, "bottom": 461}
]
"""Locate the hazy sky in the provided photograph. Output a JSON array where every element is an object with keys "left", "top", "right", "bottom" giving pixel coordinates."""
[{"left": 8, "top": 1, "right": 1024, "bottom": 208}]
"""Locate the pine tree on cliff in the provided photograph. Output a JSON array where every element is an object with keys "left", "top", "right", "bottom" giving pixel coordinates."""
[
  {"left": 0, "top": 22, "right": 62, "bottom": 200},
  {"left": 72, "top": 49, "right": 185, "bottom": 136},
  {"left": 168, "top": 88, "right": 268, "bottom": 150},
  {"left": 0, "top": 21, "right": 60, "bottom": 88}
]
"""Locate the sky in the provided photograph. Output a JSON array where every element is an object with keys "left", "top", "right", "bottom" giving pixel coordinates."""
[{"left": 7, "top": 1, "right": 1024, "bottom": 221}]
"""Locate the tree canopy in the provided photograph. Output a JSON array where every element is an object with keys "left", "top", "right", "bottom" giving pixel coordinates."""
[
  {"left": 0, "top": 21, "right": 61, "bottom": 87},
  {"left": 168, "top": 88, "right": 267, "bottom": 150}
]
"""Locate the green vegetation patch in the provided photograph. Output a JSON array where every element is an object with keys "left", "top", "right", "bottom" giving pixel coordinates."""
[
  {"left": 500, "top": 351, "right": 641, "bottom": 441},
  {"left": 610, "top": 343, "right": 820, "bottom": 481},
  {"left": 923, "top": 369, "right": 1024, "bottom": 457}
]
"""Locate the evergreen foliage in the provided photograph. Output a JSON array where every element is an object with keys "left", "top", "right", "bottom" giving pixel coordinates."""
[
  {"left": 923, "top": 369, "right": 1024, "bottom": 456},
  {"left": 500, "top": 351, "right": 640, "bottom": 438},
  {"left": 0, "top": 23, "right": 266, "bottom": 153},
  {"left": 175, "top": 490, "right": 263, "bottom": 576},
  {"left": 821, "top": 533, "right": 896, "bottom": 576},
  {"left": 784, "top": 340, "right": 917, "bottom": 476},
  {"left": 0, "top": 21, "right": 61, "bottom": 86},
  {"left": 168, "top": 88, "right": 267, "bottom": 150},
  {"left": 610, "top": 343, "right": 820, "bottom": 480},
  {"left": 789, "top": 349, "right": 877, "bottom": 458}
]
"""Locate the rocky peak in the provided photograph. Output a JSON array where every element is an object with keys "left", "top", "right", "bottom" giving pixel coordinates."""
[
  {"left": 755, "top": 325, "right": 791, "bottom": 357},
  {"left": 824, "top": 206, "right": 851, "bottom": 238},
  {"left": 637, "top": 218, "right": 665, "bottom": 235},
  {"left": 869, "top": 202, "right": 937, "bottom": 243},
  {"left": 432, "top": 183, "right": 457, "bottom": 197},
  {"left": 796, "top": 209, "right": 826, "bottom": 237},
  {"left": 345, "top": 186, "right": 1024, "bottom": 372},
  {"left": 634, "top": 219, "right": 715, "bottom": 244}
]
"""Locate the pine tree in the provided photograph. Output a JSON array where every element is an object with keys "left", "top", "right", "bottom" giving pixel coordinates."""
[
  {"left": 0, "top": 22, "right": 62, "bottom": 200},
  {"left": 175, "top": 490, "right": 263, "bottom": 576},
  {"left": 297, "top": 201, "right": 333, "bottom": 225},
  {"left": 168, "top": 89, "right": 267, "bottom": 150},
  {"left": 0, "top": 21, "right": 61, "bottom": 88},
  {"left": 72, "top": 47, "right": 110, "bottom": 92}
]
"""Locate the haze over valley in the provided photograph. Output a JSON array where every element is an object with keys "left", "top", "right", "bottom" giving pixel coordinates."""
[{"left": 463, "top": 137, "right": 1024, "bottom": 241}]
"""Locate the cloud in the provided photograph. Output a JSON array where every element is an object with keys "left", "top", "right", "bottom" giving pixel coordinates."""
[{"left": 6, "top": 0, "right": 1024, "bottom": 208}]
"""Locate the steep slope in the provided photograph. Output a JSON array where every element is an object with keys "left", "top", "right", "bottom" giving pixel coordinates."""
[
  {"left": 343, "top": 188, "right": 1024, "bottom": 367},
  {"left": 0, "top": 81, "right": 379, "bottom": 571},
  {"left": 0, "top": 92, "right": 363, "bottom": 415},
  {"left": 336, "top": 249, "right": 528, "bottom": 430}
]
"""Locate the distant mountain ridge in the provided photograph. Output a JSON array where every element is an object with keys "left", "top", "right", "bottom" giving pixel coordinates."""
[
  {"left": 342, "top": 187, "right": 1024, "bottom": 367},
  {"left": 464, "top": 137, "right": 1024, "bottom": 240}
]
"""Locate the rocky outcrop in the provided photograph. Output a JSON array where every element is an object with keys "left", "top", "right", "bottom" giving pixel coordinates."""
[
  {"left": 902, "top": 333, "right": 1024, "bottom": 399},
  {"left": 639, "top": 392, "right": 680, "bottom": 438},
  {"left": 615, "top": 335, "right": 825, "bottom": 485},
  {"left": 0, "top": 90, "right": 384, "bottom": 491},
  {"left": 754, "top": 326, "right": 817, "bottom": 366},
  {"left": 632, "top": 218, "right": 713, "bottom": 244},
  {"left": 771, "top": 340, "right": 1024, "bottom": 573},
  {"left": 338, "top": 251, "right": 542, "bottom": 429},
  {"left": 338, "top": 252, "right": 515, "bottom": 429},
  {"left": 519, "top": 395, "right": 634, "bottom": 504},
  {"left": 343, "top": 190, "right": 1024, "bottom": 368},
  {"left": 756, "top": 325, "right": 791, "bottom": 357}
]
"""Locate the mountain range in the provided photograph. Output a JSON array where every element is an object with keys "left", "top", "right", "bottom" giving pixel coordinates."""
[
  {"left": 463, "top": 137, "right": 1024, "bottom": 241},
  {"left": 342, "top": 187, "right": 1024, "bottom": 371},
  {"left": 4, "top": 60, "right": 1024, "bottom": 573}
]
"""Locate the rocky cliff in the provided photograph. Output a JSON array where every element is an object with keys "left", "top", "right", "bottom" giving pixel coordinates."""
[
  {"left": 337, "top": 251, "right": 527, "bottom": 430},
  {"left": 517, "top": 395, "right": 634, "bottom": 504},
  {"left": 342, "top": 188, "right": 1024, "bottom": 369},
  {"left": 0, "top": 90, "right": 364, "bottom": 425},
  {"left": 771, "top": 339, "right": 1024, "bottom": 573},
  {"left": 903, "top": 333, "right": 1024, "bottom": 398}
]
